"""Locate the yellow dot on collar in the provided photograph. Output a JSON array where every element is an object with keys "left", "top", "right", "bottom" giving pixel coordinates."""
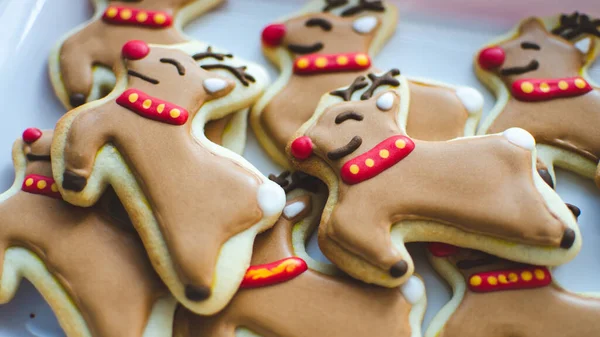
[
  {"left": 508, "top": 273, "right": 518, "bottom": 282},
  {"left": 37, "top": 180, "right": 47, "bottom": 190},
  {"left": 558, "top": 81, "right": 569, "bottom": 90},
  {"left": 539, "top": 82, "right": 550, "bottom": 93},
  {"left": 25, "top": 178, "right": 34, "bottom": 187},
  {"left": 395, "top": 139, "right": 406, "bottom": 149},
  {"left": 315, "top": 57, "right": 328, "bottom": 68},
  {"left": 170, "top": 109, "right": 181, "bottom": 119},
  {"left": 106, "top": 7, "right": 118, "bottom": 18},
  {"left": 487, "top": 276, "right": 498, "bottom": 286},
  {"left": 469, "top": 275, "right": 482, "bottom": 286},
  {"left": 120, "top": 9, "right": 132, "bottom": 20},
  {"left": 136, "top": 12, "right": 148, "bottom": 22},
  {"left": 355, "top": 54, "right": 369, "bottom": 66},
  {"left": 337, "top": 55, "right": 349, "bottom": 66},
  {"left": 142, "top": 99, "right": 152, "bottom": 109},
  {"left": 349, "top": 164, "right": 360, "bottom": 174},
  {"left": 521, "top": 82, "right": 534, "bottom": 94},
  {"left": 51, "top": 183, "right": 58, "bottom": 193},
  {"left": 521, "top": 271, "right": 533, "bottom": 281},
  {"left": 157, "top": 104, "right": 165, "bottom": 114},
  {"left": 575, "top": 78, "right": 587, "bottom": 89},
  {"left": 365, "top": 158, "right": 375, "bottom": 167},
  {"left": 379, "top": 149, "right": 389, "bottom": 159},
  {"left": 128, "top": 93, "right": 139, "bottom": 103},
  {"left": 297, "top": 58, "right": 309, "bottom": 69},
  {"left": 154, "top": 13, "right": 166, "bottom": 24},
  {"left": 498, "top": 274, "right": 509, "bottom": 284},
  {"left": 534, "top": 269, "right": 545, "bottom": 280}
]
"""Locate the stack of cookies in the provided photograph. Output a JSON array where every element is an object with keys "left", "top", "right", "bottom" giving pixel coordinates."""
[{"left": 1, "top": 1, "right": 599, "bottom": 336}]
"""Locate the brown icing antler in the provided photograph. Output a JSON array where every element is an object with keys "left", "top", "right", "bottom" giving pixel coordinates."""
[
  {"left": 192, "top": 46, "right": 233, "bottom": 61},
  {"left": 552, "top": 12, "right": 600, "bottom": 40},
  {"left": 200, "top": 64, "right": 256, "bottom": 86},
  {"left": 323, "top": 0, "right": 349, "bottom": 12},
  {"left": 269, "top": 171, "right": 322, "bottom": 193},
  {"left": 341, "top": 0, "right": 385, "bottom": 17},
  {"left": 361, "top": 68, "right": 400, "bottom": 100},
  {"left": 330, "top": 75, "right": 369, "bottom": 101}
]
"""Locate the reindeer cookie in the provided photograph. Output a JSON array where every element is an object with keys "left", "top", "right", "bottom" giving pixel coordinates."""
[
  {"left": 476, "top": 13, "right": 600, "bottom": 189},
  {"left": 49, "top": 0, "right": 261, "bottom": 153},
  {"left": 252, "top": 0, "right": 484, "bottom": 167},
  {"left": 51, "top": 40, "right": 286, "bottom": 315},
  {"left": 0, "top": 129, "right": 175, "bottom": 337},
  {"left": 425, "top": 243, "right": 600, "bottom": 337},
  {"left": 288, "top": 69, "right": 580, "bottom": 288},
  {"left": 173, "top": 172, "right": 426, "bottom": 337}
]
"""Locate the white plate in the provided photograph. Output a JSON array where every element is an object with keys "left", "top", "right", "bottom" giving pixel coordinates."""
[{"left": 0, "top": 0, "right": 599, "bottom": 336}]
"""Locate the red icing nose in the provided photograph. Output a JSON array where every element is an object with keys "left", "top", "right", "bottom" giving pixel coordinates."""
[
  {"left": 262, "top": 24, "right": 286, "bottom": 47},
  {"left": 122, "top": 40, "right": 150, "bottom": 60},
  {"left": 427, "top": 243, "right": 460, "bottom": 257},
  {"left": 290, "top": 136, "right": 313, "bottom": 160},
  {"left": 22, "top": 128, "right": 42, "bottom": 144},
  {"left": 478, "top": 46, "right": 506, "bottom": 70}
]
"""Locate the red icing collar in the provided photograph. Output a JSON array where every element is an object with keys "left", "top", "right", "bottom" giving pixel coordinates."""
[
  {"left": 117, "top": 89, "right": 189, "bottom": 125},
  {"left": 240, "top": 257, "right": 308, "bottom": 289},
  {"left": 293, "top": 53, "right": 371, "bottom": 75},
  {"left": 22, "top": 175, "right": 61, "bottom": 199},
  {"left": 341, "top": 135, "right": 415, "bottom": 185},
  {"left": 102, "top": 6, "right": 173, "bottom": 28},
  {"left": 468, "top": 266, "right": 552, "bottom": 293},
  {"left": 511, "top": 77, "right": 593, "bottom": 102}
]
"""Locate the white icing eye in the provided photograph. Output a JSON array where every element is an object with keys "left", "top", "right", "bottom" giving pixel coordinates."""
[
  {"left": 376, "top": 92, "right": 395, "bottom": 111},
  {"left": 283, "top": 201, "right": 306, "bottom": 219},
  {"left": 503, "top": 127, "right": 536, "bottom": 151},
  {"left": 353, "top": 16, "right": 378, "bottom": 34},
  {"left": 203, "top": 78, "right": 229, "bottom": 94},
  {"left": 455, "top": 87, "right": 484, "bottom": 115},
  {"left": 401, "top": 276, "right": 425, "bottom": 304}
]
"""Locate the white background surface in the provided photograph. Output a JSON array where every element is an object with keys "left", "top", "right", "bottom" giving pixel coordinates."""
[{"left": 0, "top": 0, "right": 599, "bottom": 336}]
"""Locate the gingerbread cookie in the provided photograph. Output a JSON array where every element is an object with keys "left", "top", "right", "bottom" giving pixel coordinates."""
[
  {"left": 51, "top": 41, "right": 285, "bottom": 315},
  {"left": 475, "top": 13, "right": 600, "bottom": 189},
  {"left": 425, "top": 243, "right": 600, "bottom": 337},
  {"left": 288, "top": 69, "right": 580, "bottom": 288},
  {"left": 0, "top": 129, "right": 175, "bottom": 337},
  {"left": 49, "top": 0, "right": 261, "bottom": 153},
  {"left": 252, "top": 0, "right": 483, "bottom": 167},
  {"left": 173, "top": 172, "right": 426, "bottom": 337}
]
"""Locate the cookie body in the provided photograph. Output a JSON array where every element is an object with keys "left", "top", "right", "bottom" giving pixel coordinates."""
[
  {"left": 475, "top": 13, "right": 600, "bottom": 187},
  {"left": 252, "top": 0, "right": 483, "bottom": 167},
  {"left": 425, "top": 244, "right": 600, "bottom": 337},
  {"left": 0, "top": 129, "right": 174, "bottom": 337},
  {"left": 51, "top": 41, "right": 284, "bottom": 315},
  {"left": 174, "top": 176, "right": 425, "bottom": 337},
  {"left": 288, "top": 69, "right": 580, "bottom": 288}
]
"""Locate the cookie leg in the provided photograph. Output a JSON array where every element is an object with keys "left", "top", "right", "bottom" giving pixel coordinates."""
[
  {"left": 58, "top": 30, "right": 98, "bottom": 107},
  {"left": 324, "top": 206, "right": 408, "bottom": 279}
]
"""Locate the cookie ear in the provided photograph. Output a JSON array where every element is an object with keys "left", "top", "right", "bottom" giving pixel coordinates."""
[
  {"left": 518, "top": 18, "right": 548, "bottom": 35},
  {"left": 574, "top": 36, "right": 594, "bottom": 55}
]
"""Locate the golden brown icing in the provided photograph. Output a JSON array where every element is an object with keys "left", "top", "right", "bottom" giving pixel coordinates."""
[
  {"left": 257, "top": 3, "right": 474, "bottom": 164},
  {"left": 57, "top": 45, "right": 266, "bottom": 299},
  {"left": 294, "top": 79, "right": 574, "bottom": 279},
  {"left": 482, "top": 17, "right": 600, "bottom": 162},
  {"left": 435, "top": 248, "right": 600, "bottom": 337},
  {"left": 0, "top": 131, "right": 166, "bottom": 337},
  {"left": 174, "top": 186, "right": 413, "bottom": 337}
]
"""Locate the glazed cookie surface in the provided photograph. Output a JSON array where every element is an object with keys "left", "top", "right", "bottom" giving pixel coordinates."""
[
  {"left": 252, "top": 0, "right": 483, "bottom": 167},
  {"left": 425, "top": 243, "right": 600, "bottom": 337},
  {"left": 174, "top": 172, "right": 426, "bottom": 337},
  {"left": 51, "top": 41, "right": 285, "bottom": 315},
  {"left": 288, "top": 69, "right": 580, "bottom": 288},
  {"left": 50, "top": 0, "right": 261, "bottom": 153},
  {"left": 475, "top": 12, "right": 600, "bottom": 188},
  {"left": 0, "top": 129, "right": 175, "bottom": 337}
]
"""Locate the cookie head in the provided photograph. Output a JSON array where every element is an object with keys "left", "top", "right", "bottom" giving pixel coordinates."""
[
  {"left": 262, "top": 0, "right": 392, "bottom": 55},
  {"left": 20, "top": 128, "right": 53, "bottom": 176},
  {"left": 478, "top": 15, "right": 597, "bottom": 82}
]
